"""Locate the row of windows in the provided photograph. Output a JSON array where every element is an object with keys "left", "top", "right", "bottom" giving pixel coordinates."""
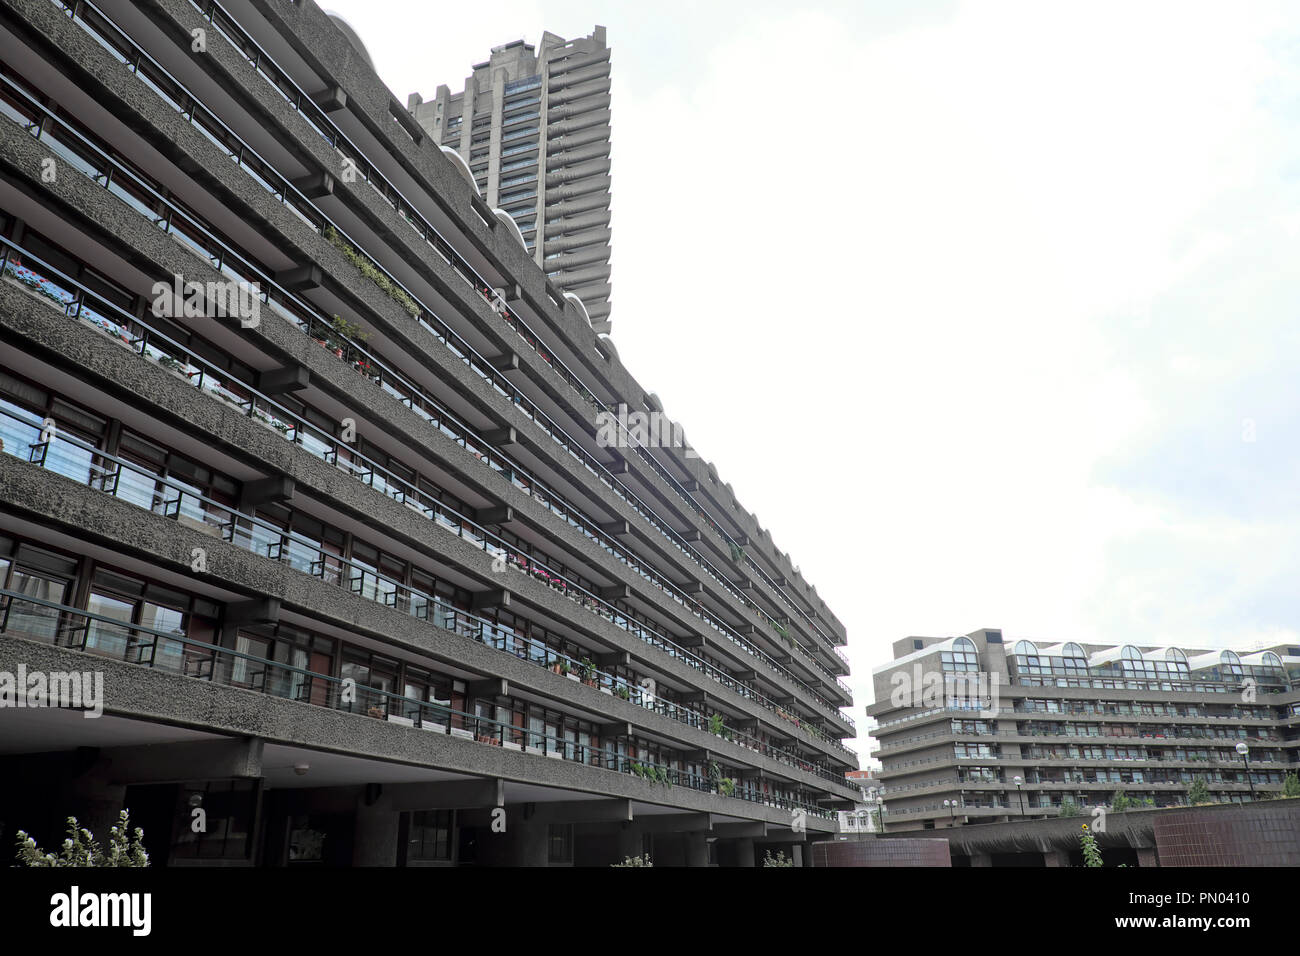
[
  {"left": 0, "top": 533, "right": 804, "bottom": 804},
  {"left": 0, "top": 37, "right": 847, "bottom": 723},
  {"left": 38, "top": 0, "right": 847, "bottom": 681}
]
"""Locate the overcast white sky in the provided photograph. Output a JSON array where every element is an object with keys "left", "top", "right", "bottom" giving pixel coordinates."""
[{"left": 322, "top": 0, "right": 1300, "bottom": 759}]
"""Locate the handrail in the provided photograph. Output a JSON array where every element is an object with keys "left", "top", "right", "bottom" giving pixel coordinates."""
[
  {"left": 101, "top": 0, "right": 850, "bottom": 672},
  {"left": 0, "top": 254, "right": 856, "bottom": 775},
  {"left": 0, "top": 59, "right": 853, "bottom": 723},
  {"left": 0, "top": 588, "right": 836, "bottom": 818}
]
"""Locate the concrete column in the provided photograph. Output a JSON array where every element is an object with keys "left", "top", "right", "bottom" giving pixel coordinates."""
[
  {"left": 686, "top": 831, "right": 709, "bottom": 867},
  {"left": 615, "top": 823, "right": 642, "bottom": 862},
  {"left": 352, "top": 802, "right": 400, "bottom": 866},
  {"left": 736, "top": 838, "right": 755, "bottom": 868},
  {"left": 792, "top": 844, "right": 805, "bottom": 868},
  {"left": 970, "top": 852, "right": 993, "bottom": 867},
  {"left": 1136, "top": 848, "right": 1159, "bottom": 868},
  {"left": 511, "top": 820, "right": 551, "bottom": 866},
  {"left": 1044, "top": 849, "right": 1070, "bottom": 867}
]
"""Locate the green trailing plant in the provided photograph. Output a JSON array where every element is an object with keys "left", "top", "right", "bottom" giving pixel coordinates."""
[
  {"left": 1187, "top": 777, "right": 1211, "bottom": 805},
  {"left": 579, "top": 658, "right": 596, "bottom": 683},
  {"left": 613, "top": 684, "right": 631, "bottom": 701},
  {"left": 323, "top": 225, "right": 420, "bottom": 318},
  {"left": 1058, "top": 798, "right": 1081, "bottom": 818},
  {"left": 1109, "top": 790, "right": 1133, "bottom": 812},
  {"left": 708, "top": 712, "right": 726, "bottom": 736},
  {"left": 1080, "top": 825, "right": 1103, "bottom": 868},
  {"left": 762, "top": 850, "right": 794, "bottom": 868},
  {"left": 611, "top": 854, "right": 652, "bottom": 867},
  {"left": 719, "top": 777, "right": 736, "bottom": 798},
  {"left": 15, "top": 810, "right": 149, "bottom": 867},
  {"left": 728, "top": 542, "right": 745, "bottom": 564}
]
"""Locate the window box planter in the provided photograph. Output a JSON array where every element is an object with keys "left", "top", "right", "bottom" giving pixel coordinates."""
[
  {"left": 386, "top": 714, "right": 414, "bottom": 727},
  {"left": 502, "top": 740, "right": 522, "bottom": 752},
  {"left": 450, "top": 727, "right": 474, "bottom": 740},
  {"left": 599, "top": 687, "right": 612, "bottom": 695},
  {"left": 565, "top": 673, "right": 580, "bottom": 682}
]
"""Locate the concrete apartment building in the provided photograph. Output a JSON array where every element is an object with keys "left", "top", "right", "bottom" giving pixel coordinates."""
[
  {"left": 407, "top": 28, "right": 614, "bottom": 333},
  {"left": 0, "top": 0, "right": 856, "bottom": 866},
  {"left": 866, "top": 629, "right": 1300, "bottom": 832}
]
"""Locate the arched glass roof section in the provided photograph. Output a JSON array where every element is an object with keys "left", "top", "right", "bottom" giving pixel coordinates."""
[
  {"left": 440, "top": 146, "right": 480, "bottom": 197},
  {"left": 952, "top": 636, "right": 976, "bottom": 653},
  {"left": 1166, "top": 647, "right": 1187, "bottom": 663},
  {"left": 1221, "top": 650, "right": 1241, "bottom": 665},
  {"left": 1062, "top": 642, "right": 1086, "bottom": 659},
  {"left": 1121, "top": 645, "right": 1143, "bottom": 660},
  {"left": 1013, "top": 640, "right": 1037, "bottom": 656}
]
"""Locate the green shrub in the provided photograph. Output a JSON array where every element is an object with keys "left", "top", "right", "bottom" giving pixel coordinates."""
[
  {"left": 15, "top": 810, "right": 149, "bottom": 867},
  {"left": 1080, "top": 825, "right": 1103, "bottom": 867},
  {"left": 1283, "top": 772, "right": 1300, "bottom": 798}
]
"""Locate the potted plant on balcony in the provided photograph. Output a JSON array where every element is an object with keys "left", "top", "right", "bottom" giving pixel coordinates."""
[
  {"left": 320, "top": 314, "right": 369, "bottom": 355},
  {"left": 614, "top": 684, "right": 631, "bottom": 701},
  {"left": 579, "top": 658, "right": 597, "bottom": 687}
]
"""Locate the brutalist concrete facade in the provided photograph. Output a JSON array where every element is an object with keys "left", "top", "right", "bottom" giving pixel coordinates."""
[
  {"left": 0, "top": 0, "right": 855, "bottom": 866},
  {"left": 408, "top": 28, "right": 615, "bottom": 331},
  {"left": 867, "top": 629, "right": 1300, "bottom": 833}
]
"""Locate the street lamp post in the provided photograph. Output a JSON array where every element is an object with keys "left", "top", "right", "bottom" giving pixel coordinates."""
[
  {"left": 1013, "top": 775, "right": 1026, "bottom": 816},
  {"left": 1235, "top": 741, "right": 1256, "bottom": 801},
  {"left": 943, "top": 799, "right": 956, "bottom": 827},
  {"left": 864, "top": 788, "right": 886, "bottom": 834}
]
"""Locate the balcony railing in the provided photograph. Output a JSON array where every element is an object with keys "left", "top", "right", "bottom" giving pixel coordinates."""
[
  {"left": 0, "top": 59, "right": 855, "bottom": 723},
  {"left": 0, "top": 59, "right": 856, "bottom": 725},
  {"left": 77, "top": 0, "right": 852, "bottom": 677},
  {"left": 0, "top": 233, "right": 856, "bottom": 766},
  {"left": 0, "top": 260, "right": 858, "bottom": 784},
  {"left": 0, "top": 588, "right": 836, "bottom": 820}
]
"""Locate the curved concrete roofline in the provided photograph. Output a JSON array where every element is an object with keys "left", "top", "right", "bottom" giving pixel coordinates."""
[
  {"left": 326, "top": 12, "right": 374, "bottom": 69},
  {"left": 493, "top": 209, "right": 528, "bottom": 250},
  {"left": 440, "top": 146, "right": 480, "bottom": 196}
]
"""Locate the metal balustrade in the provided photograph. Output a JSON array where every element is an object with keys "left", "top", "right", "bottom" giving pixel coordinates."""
[
  {"left": 70, "top": 0, "right": 853, "bottom": 687},
  {"left": 0, "top": 56, "right": 855, "bottom": 731},
  {"left": 0, "top": 239, "right": 852, "bottom": 764},
  {"left": 0, "top": 588, "right": 836, "bottom": 818},
  {"left": 0, "top": 265, "right": 852, "bottom": 780}
]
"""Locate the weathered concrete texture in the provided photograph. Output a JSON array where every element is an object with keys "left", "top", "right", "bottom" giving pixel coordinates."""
[
  {"left": 0, "top": 634, "right": 835, "bottom": 832},
  {"left": 86, "top": 0, "right": 838, "bottom": 639},
  {"left": 0, "top": 89, "right": 849, "bottom": 724},
  {"left": 0, "top": 447, "right": 850, "bottom": 800},
  {"left": 0, "top": 279, "right": 852, "bottom": 771}
]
